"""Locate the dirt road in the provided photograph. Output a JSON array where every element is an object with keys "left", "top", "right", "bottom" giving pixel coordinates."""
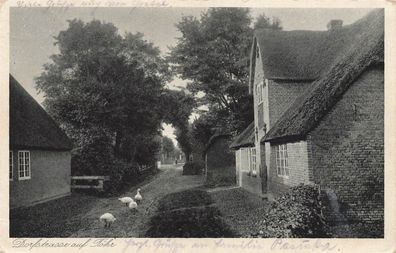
[{"left": 70, "top": 164, "right": 204, "bottom": 237}]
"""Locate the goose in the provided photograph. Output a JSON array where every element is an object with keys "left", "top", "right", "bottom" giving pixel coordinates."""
[
  {"left": 99, "top": 213, "right": 116, "bottom": 228},
  {"left": 118, "top": 197, "right": 133, "bottom": 206},
  {"left": 128, "top": 199, "right": 138, "bottom": 212},
  {"left": 134, "top": 188, "right": 142, "bottom": 203}
]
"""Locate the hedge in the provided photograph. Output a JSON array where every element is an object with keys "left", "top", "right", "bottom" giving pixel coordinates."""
[{"left": 255, "top": 184, "right": 329, "bottom": 238}]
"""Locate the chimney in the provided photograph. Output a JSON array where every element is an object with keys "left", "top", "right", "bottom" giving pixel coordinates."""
[{"left": 327, "top": 19, "right": 343, "bottom": 31}]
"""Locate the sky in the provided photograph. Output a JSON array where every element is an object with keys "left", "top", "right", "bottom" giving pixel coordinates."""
[{"left": 10, "top": 7, "right": 373, "bottom": 145}]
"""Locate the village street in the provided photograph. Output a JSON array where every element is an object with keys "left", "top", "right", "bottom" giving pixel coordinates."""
[
  {"left": 11, "top": 164, "right": 270, "bottom": 237},
  {"left": 8, "top": 8, "right": 386, "bottom": 240},
  {"left": 70, "top": 164, "right": 204, "bottom": 237}
]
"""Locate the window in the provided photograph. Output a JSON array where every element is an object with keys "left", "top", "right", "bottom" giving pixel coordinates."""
[
  {"left": 9, "top": 151, "right": 13, "bottom": 180},
  {"left": 18, "top": 151, "right": 31, "bottom": 180},
  {"left": 275, "top": 144, "right": 289, "bottom": 177}
]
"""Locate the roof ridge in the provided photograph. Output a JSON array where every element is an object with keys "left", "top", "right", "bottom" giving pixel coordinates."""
[
  {"left": 263, "top": 10, "right": 384, "bottom": 142},
  {"left": 10, "top": 75, "right": 73, "bottom": 150}
]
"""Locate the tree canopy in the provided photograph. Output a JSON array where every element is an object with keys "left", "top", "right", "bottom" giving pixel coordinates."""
[
  {"left": 254, "top": 14, "right": 283, "bottom": 30},
  {"left": 36, "top": 19, "right": 190, "bottom": 176},
  {"left": 170, "top": 8, "right": 283, "bottom": 148},
  {"left": 169, "top": 8, "right": 253, "bottom": 135},
  {"left": 161, "top": 136, "right": 176, "bottom": 158}
]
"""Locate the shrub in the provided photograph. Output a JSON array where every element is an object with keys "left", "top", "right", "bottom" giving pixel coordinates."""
[
  {"left": 145, "top": 189, "right": 234, "bottom": 237},
  {"left": 72, "top": 141, "right": 143, "bottom": 195},
  {"left": 255, "top": 184, "right": 329, "bottom": 238},
  {"left": 205, "top": 166, "right": 236, "bottom": 188},
  {"left": 157, "top": 189, "right": 213, "bottom": 211},
  {"left": 182, "top": 161, "right": 204, "bottom": 175}
]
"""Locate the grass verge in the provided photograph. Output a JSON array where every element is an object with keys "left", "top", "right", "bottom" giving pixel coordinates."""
[
  {"left": 145, "top": 189, "right": 234, "bottom": 237},
  {"left": 10, "top": 193, "right": 97, "bottom": 237}
]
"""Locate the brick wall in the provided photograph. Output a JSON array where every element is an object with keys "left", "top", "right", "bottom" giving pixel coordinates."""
[
  {"left": 307, "top": 66, "right": 384, "bottom": 224},
  {"left": 252, "top": 42, "right": 313, "bottom": 198},
  {"left": 267, "top": 141, "right": 312, "bottom": 198},
  {"left": 10, "top": 150, "right": 71, "bottom": 208}
]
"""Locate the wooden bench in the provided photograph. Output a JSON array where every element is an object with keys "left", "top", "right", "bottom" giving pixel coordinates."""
[{"left": 71, "top": 176, "right": 110, "bottom": 192}]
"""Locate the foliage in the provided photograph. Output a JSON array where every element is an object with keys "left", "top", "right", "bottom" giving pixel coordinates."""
[
  {"left": 255, "top": 184, "right": 329, "bottom": 238},
  {"left": 182, "top": 161, "right": 204, "bottom": 175},
  {"left": 205, "top": 166, "right": 236, "bottom": 188},
  {"left": 160, "top": 89, "right": 196, "bottom": 158},
  {"left": 209, "top": 188, "right": 270, "bottom": 237},
  {"left": 169, "top": 8, "right": 254, "bottom": 134},
  {"left": 190, "top": 112, "right": 216, "bottom": 151},
  {"left": 36, "top": 19, "right": 172, "bottom": 188},
  {"left": 145, "top": 190, "right": 234, "bottom": 237},
  {"left": 161, "top": 136, "right": 178, "bottom": 164},
  {"left": 162, "top": 136, "right": 175, "bottom": 157},
  {"left": 170, "top": 8, "right": 283, "bottom": 136},
  {"left": 157, "top": 189, "right": 213, "bottom": 211},
  {"left": 10, "top": 194, "right": 97, "bottom": 237},
  {"left": 253, "top": 14, "right": 283, "bottom": 30}
]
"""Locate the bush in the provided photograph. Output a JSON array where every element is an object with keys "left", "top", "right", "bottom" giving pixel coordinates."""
[
  {"left": 255, "top": 184, "right": 329, "bottom": 238},
  {"left": 71, "top": 142, "right": 144, "bottom": 195},
  {"left": 205, "top": 166, "right": 236, "bottom": 188},
  {"left": 182, "top": 161, "right": 204, "bottom": 175},
  {"left": 145, "top": 189, "right": 234, "bottom": 237},
  {"left": 157, "top": 189, "right": 213, "bottom": 211}
]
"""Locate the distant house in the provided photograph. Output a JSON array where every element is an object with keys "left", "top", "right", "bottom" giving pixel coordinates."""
[
  {"left": 204, "top": 134, "right": 235, "bottom": 187},
  {"left": 10, "top": 75, "right": 73, "bottom": 208},
  {"left": 248, "top": 9, "right": 384, "bottom": 224},
  {"left": 229, "top": 122, "right": 263, "bottom": 194}
]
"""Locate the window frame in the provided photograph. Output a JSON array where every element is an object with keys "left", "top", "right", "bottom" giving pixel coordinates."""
[
  {"left": 18, "top": 150, "right": 31, "bottom": 180},
  {"left": 9, "top": 151, "right": 13, "bottom": 181},
  {"left": 275, "top": 144, "right": 289, "bottom": 178}
]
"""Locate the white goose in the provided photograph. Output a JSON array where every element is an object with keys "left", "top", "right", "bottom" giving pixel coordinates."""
[
  {"left": 99, "top": 213, "right": 116, "bottom": 228},
  {"left": 134, "top": 188, "right": 142, "bottom": 203},
  {"left": 118, "top": 197, "right": 133, "bottom": 206},
  {"left": 128, "top": 199, "right": 138, "bottom": 212}
]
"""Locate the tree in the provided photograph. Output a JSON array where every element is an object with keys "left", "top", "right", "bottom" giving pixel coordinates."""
[
  {"left": 169, "top": 8, "right": 255, "bottom": 134},
  {"left": 170, "top": 8, "right": 283, "bottom": 135},
  {"left": 254, "top": 14, "right": 283, "bottom": 30},
  {"left": 160, "top": 89, "right": 195, "bottom": 158},
  {"left": 36, "top": 19, "right": 170, "bottom": 175},
  {"left": 162, "top": 136, "right": 175, "bottom": 159}
]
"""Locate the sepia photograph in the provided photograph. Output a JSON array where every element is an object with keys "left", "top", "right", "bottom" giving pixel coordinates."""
[{"left": 5, "top": 2, "right": 390, "bottom": 244}]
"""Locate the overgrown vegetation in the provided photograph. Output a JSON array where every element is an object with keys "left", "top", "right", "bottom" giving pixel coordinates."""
[
  {"left": 170, "top": 9, "right": 283, "bottom": 160},
  {"left": 255, "top": 184, "right": 329, "bottom": 238},
  {"left": 36, "top": 20, "right": 194, "bottom": 192},
  {"left": 205, "top": 166, "right": 236, "bottom": 188},
  {"left": 157, "top": 189, "right": 213, "bottom": 211},
  {"left": 182, "top": 161, "right": 204, "bottom": 175},
  {"left": 145, "top": 189, "right": 234, "bottom": 237},
  {"left": 10, "top": 194, "right": 97, "bottom": 237}
]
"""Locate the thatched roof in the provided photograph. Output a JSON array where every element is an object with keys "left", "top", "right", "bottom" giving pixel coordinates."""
[
  {"left": 251, "top": 9, "right": 383, "bottom": 87},
  {"left": 263, "top": 9, "right": 384, "bottom": 143},
  {"left": 229, "top": 122, "right": 255, "bottom": 150},
  {"left": 203, "top": 133, "right": 232, "bottom": 154},
  {"left": 10, "top": 75, "right": 73, "bottom": 150}
]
